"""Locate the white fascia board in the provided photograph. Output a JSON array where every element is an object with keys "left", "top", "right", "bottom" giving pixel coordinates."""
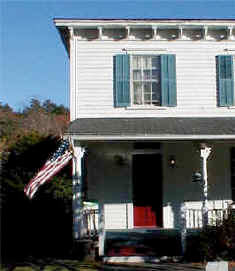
[
  {"left": 54, "top": 19, "right": 235, "bottom": 28},
  {"left": 65, "top": 134, "right": 235, "bottom": 141}
]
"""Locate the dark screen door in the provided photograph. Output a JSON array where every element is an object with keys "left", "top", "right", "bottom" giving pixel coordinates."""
[{"left": 132, "top": 154, "right": 162, "bottom": 227}]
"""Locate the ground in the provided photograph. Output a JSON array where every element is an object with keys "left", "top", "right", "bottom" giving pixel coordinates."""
[
  {"left": 2, "top": 259, "right": 235, "bottom": 271},
  {"left": 0, "top": 259, "right": 101, "bottom": 271}
]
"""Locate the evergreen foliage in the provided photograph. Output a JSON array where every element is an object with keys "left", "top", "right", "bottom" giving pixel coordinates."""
[{"left": 0, "top": 99, "right": 73, "bottom": 262}]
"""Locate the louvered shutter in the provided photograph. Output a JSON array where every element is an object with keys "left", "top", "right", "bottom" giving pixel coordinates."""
[
  {"left": 160, "top": 54, "right": 177, "bottom": 107},
  {"left": 217, "top": 55, "right": 234, "bottom": 107},
  {"left": 113, "top": 54, "right": 130, "bottom": 107}
]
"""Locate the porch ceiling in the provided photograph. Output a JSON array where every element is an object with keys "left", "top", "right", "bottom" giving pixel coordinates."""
[{"left": 67, "top": 117, "right": 235, "bottom": 141}]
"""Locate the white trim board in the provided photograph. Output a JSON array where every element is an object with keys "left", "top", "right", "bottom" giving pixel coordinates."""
[{"left": 67, "top": 134, "right": 235, "bottom": 141}]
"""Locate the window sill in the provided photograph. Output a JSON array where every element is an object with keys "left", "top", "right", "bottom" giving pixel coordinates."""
[
  {"left": 126, "top": 105, "right": 168, "bottom": 110},
  {"left": 218, "top": 106, "right": 235, "bottom": 109}
]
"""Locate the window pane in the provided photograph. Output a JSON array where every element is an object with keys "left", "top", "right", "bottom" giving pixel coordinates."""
[
  {"left": 133, "top": 70, "right": 141, "bottom": 80},
  {"left": 144, "top": 93, "right": 151, "bottom": 104},
  {"left": 133, "top": 56, "right": 141, "bottom": 69},
  {"left": 143, "top": 56, "right": 151, "bottom": 69},
  {"left": 144, "top": 82, "right": 151, "bottom": 93},
  {"left": 152, "top": 82, "right": 161, "bottom": 102},
  {"left": 152, "top": 57, "right": 160, "bottom": 69},
  {"left": 152, "top": 69, "right": 160, "bottom": 81},
  {"left": 143, "top": 70, "right": 151, "bottom": 80},
  {"left": 133, "top": 82, "right": 142, "bottom": 104}
]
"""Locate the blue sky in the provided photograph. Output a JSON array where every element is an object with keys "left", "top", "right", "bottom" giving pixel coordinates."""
[{"left": 1, "top": 0, "right": 235, "bottom": 111}]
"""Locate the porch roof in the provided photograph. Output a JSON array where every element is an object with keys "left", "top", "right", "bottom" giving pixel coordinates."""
[{"left": 67, "top": 117, "right": 235, "bottom": 141}]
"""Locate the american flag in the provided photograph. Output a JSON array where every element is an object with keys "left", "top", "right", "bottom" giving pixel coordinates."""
[{"left": 24, "top": 139, "right": 73, "bottom": 199}]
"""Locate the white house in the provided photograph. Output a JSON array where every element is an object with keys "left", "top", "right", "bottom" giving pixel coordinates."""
[{"left": 54, "top": 19, "right": 235, "bottom": 260}]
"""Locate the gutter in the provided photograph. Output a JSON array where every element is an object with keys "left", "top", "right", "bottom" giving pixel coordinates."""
[{"left": 64, "top": 134, "right": 235, "bottom": 141}]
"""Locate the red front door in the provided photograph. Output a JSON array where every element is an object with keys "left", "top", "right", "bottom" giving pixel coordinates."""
[{"left": 132, "top": 154, "right": 162, "bottom": 227}]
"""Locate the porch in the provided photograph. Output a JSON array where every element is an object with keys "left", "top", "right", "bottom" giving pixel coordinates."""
[
  {"left": 69, "top": 117, "right": 235, "bottom": 258},
  {"left": 80, "top": 201, "right": 234, "bottom": 259},
  {"left": 81, "top": 202, "right": 233, "bottom": 238}
]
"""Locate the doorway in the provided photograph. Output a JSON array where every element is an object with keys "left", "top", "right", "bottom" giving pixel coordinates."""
[{"left": 132, "top": 154, "right": 163, "bottom": 227}]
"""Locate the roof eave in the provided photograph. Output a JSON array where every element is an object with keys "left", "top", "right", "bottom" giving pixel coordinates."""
[
  {"left": 54, "top": 23, "right": 70, "bottom": 56},
  {"left": 64, "top": 134, "right": 235, "bottom": 141},
  {"left": 54, "top": 18, "right": 235, "bottom": 24}
]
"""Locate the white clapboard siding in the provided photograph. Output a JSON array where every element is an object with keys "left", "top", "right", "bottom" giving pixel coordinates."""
[
  {"left": 104, "top": 203, "right": 133, "bottom": 230},
  {"left": 70, "top": 39, "right": 235, "bottom": 119}
]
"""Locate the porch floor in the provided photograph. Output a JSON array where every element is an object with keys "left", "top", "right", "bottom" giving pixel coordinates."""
[{"left": 104, "top": 228, "right": 182, "bottom": 257}]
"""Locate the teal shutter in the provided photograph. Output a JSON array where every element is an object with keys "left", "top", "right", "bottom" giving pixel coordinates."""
[
  {"left": 113, "top": 54, "right": 130, "bottom": 107},
  {"left": 160, "top": 54, "right": 177, "bottom": 106},
  {"left": 217, "top": 55, "right": 234, "bottom": 106}
]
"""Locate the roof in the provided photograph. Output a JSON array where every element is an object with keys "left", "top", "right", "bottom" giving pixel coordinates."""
[
  {"left": 54, "top": 18, "right": 235, "bottom": 23},
  {"left": 54, "top": 18, "right": 235, "bottom": 55},
  {"left": 67, "top": 117, "right": 235, "bottom": 141},
  {"left": 54, "top": 18, "right": 235, "bottom": 30}
]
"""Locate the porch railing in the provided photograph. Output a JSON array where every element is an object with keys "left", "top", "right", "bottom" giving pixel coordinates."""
[
  {"left": 81, "top": 202, "right": 99, "bottom": 239},
  {"left": 80, "top": 203, "right": 234, "bottom": 238},
  {"left": 185, "top": 208, "right": 230, "bottom": 229}
]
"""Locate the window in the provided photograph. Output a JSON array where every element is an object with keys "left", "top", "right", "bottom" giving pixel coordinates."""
[
  {"left": 113, "top": 54, "right": 177, "bottom": 107},
  {"left": 216, "top": 55, "right": 234, "bottom": 106},
  {"left": 132, "top": 56, "right": 161, "bottom": 106}
]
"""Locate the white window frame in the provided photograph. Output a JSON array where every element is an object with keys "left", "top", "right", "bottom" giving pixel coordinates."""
[{"left": 129, "top": 54, "right": 162, "bottom": 108}]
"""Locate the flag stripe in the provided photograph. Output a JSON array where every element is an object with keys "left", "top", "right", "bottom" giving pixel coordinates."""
[
  {"left": 27, "top": 151, "right": 72, "bottom": 198},
  {"left": 28, "top": 151, "right": 72, "bottom": 194},
  {"left": 28, "top": 152, "right": 72, "bottom": 198},
  {"left": 29, "top": 152, "right": 72, "bottom": 199},
  {"left": 24, "top": 139, "right": 73, "bottom": 199}
]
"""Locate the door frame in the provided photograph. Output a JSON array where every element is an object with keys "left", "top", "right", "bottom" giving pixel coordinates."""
[{"left": 131, "top": 147, "right": 163, "bottom": 228}]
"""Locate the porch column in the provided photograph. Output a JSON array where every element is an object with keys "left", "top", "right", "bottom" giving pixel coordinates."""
[
  {"left": 200, "top": 145, "right": 211, "bottom": 227},
  {"left": 180, "top": 202, "right": 187, "bottom": 254},
  {"left": 72, "top": 145, "right": 85, "bottom": 239}
]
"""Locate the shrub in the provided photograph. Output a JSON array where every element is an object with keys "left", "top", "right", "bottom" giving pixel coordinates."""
[{"left": 185, "top": 209, "right": 235, "bottom": 262}]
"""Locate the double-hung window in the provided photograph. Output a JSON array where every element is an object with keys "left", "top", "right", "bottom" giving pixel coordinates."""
[
  {"left": 132, "top": 55, "right": 161, "bottom": 106},
  {"left": 113, "top": 54, "right": 177, "bottom": 107},
  {"left": 217, "top": 55, "right": 235, "bottom": 107}
]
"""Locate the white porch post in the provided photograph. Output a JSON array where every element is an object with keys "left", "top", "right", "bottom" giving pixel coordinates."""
[
  {"left": 180, "top": 202, "right": 187, "bottom": 254},
  {"left": 200, "top": 146, "right": 211, "bottom": 227},
  {"left": 72, "top": 145, "right": 85, "bottom": 239},
  {"left": 98, "top": 203, "right": 105, "bottom": 257}
]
